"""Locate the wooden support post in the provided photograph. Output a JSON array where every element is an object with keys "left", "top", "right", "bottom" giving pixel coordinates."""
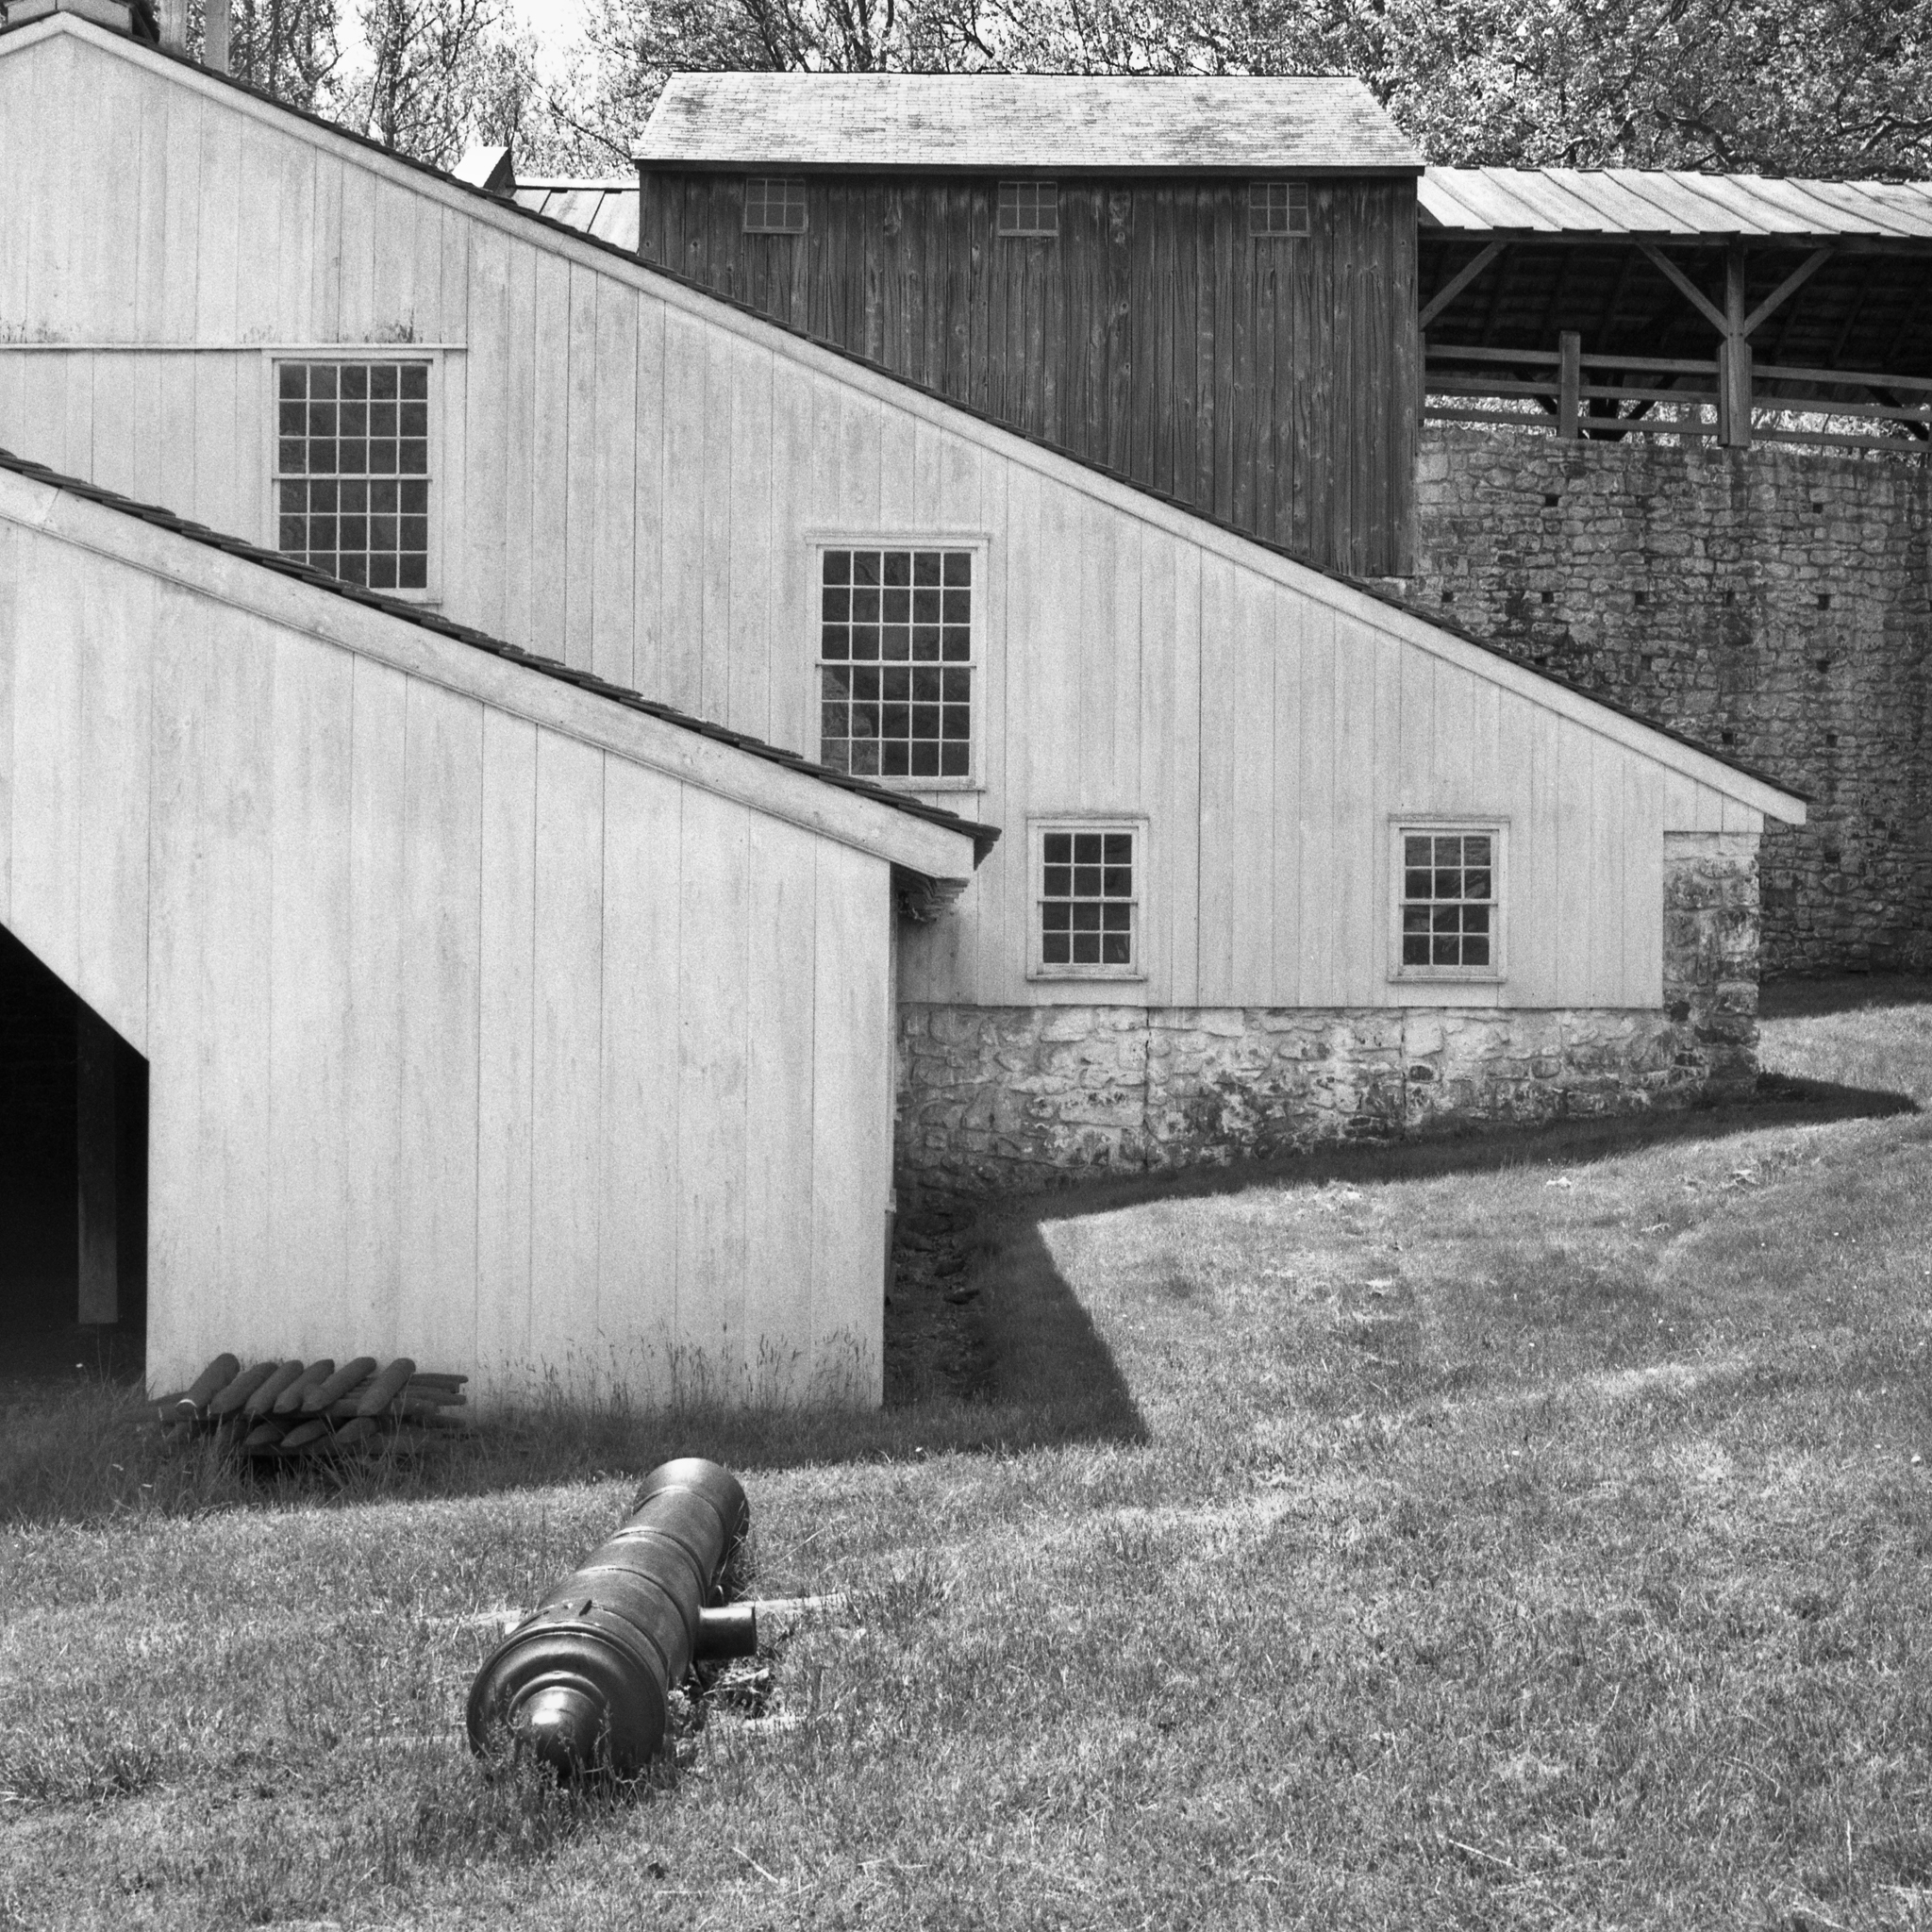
[
  {"left": 158, "top": 0, "right": 187, "bottom": 49},
  {"left": 204, "top": 0, "right": 230, "bottom": 70},
  {"left": 1720, "top": 242, "right": 1753, "bottom": 449},
  {"left": 1557, "top": 331, "right": 1581, "bottom": 440},
  {"left": 75, "top": 1007, "right": 118, "bottom": 1326}
]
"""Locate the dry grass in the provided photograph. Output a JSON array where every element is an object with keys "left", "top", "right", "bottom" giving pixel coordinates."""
[{"left": 5, "top": 991, "right": 1932, "bottom": 1928}]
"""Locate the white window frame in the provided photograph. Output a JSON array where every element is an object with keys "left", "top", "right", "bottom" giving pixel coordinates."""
[
  {"left": 1249, "top": 180, "right": 1309, "bottom": 238},
  {"left": 1389, "top": 817, "right": 1508, "bottom": 984},
  {"left": 263, "top": 348, "right": 445, "bottom": 606},
  {"left": 743, "top": 176, "right": 808, "bottom": 234},
  {"left": 997, "top": 179, "right": 1059, "bottom": 237},
  {"left": 806, "top": 535, "right": 988, "bottom": 792},
  {"left": 1028, "top": 815, "right": 1149, "bottom": 982}
]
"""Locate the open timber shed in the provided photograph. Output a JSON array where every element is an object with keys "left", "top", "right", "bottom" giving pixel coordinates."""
[{"left": 0, "top": 452, "right": 991, "bottom": 1407}]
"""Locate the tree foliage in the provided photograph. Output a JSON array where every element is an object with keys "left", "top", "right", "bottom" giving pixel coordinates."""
[{"left": 191, "top": 0, "right": 1932, "bottom": 178}]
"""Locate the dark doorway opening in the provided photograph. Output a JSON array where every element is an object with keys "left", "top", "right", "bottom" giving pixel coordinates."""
[{"left": 1, "top": 924, "right": 147, "bottom": 1386}]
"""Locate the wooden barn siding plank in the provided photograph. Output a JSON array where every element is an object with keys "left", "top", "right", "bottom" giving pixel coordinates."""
[
  {"left": 598, "top": 756, "right": 685, "bottom": 1405},
  {"left": 1269, "top": 587, "right": 1306, "bottom": 1007},
  {"left": 475, "top": 707, "right": 538, "bottom": 1389},
  {"left": 0, "top": 50, "right": 41, "bottom": 336},
  {"left": 89, "top": 354, "right": 139, "bottom": 503},
  {"left": 592, "top": 275, "right": 639, "bottom": 691},
  {"left": 528, "top": 245, "right": 573, "bottom": 662},
  {"left": 727, "top": 341, "right": 775, "bottom": 742},
  {"left": 1387, "top": 182, "right": 1420, "bottom": 575},
  {"left": 76, "top": 552, "right": 154, "bottom": 1050},
  {"left": 1162, "top": 538, "right": 1205, "bottom": 1008},
  {"left": 395, "top": 677, "right": 483, "bottom": 1373},
  {"left": 23, "top": 37, "right": 78, "bottom": 335},
  {"left": 655, "top": 300, "right": 709, "bottom": 696},
  {"left": 810, "top": 838, "right": 889, "bottom": 1406},
  {"left": 341, "top": 654, "right": 408, "bottom": 1355},
  {"left": 185, "top": 588, "right": 275, "bottom": 1357},
  {"left": 528, "top": 727, "right": 605, "bottom": 1377},
  {"left": 1330, "top": 614, "right": 1384, "bottom": 1003},
  {"left": 1194, "top": 554, "right": 1240, "bottom": 1004},
  {"left": 308, "top": 153, "right": 343, "bottom": 342},
  {"left": 143, "top": 575, "right": 216, "bottom": 1376},
  {"left": 1552, "top": 709, "right": 1595, "bottom": 1006},
  {"left": 676, "top": 785, "right": 751, "bottom": 1401},
  {"left": 336, "top": 157, "right": 376, "bottom": 342},
  {"left": 1499, "top": 689, "right": 1551, "bottom": 1004},
  {"left": 630, "top": 293, "right": 668, "bottom": 702},
  {"left": 700, "top": 329, "right": 738, "bottom": 722},
  {"left": 561, "top": 262, "right": 600, "bottom": 669},
  {"left": 1294, "top": 596, "right": 1338, "bottom": 1006},
  {"left": 8, "top": 535, "right": 84, "bottom": 993},
  {"left": 744, "top": 816, "right": 820, "bottom": 1403},
  {"left": 369, "top": 177, "right": 418, "bottom": 341},
  {"left": 1626, "top": 757, "right": 1665, "bottom": 1003},
  {"left": 266, "top": 625, "right": 354, "bottom": 1354},
  {"left": 501, "top": 242, "right": 538, "bottom": 655},
  {"left": 459, "top": 225, "right": 510, "bottom": 638}
]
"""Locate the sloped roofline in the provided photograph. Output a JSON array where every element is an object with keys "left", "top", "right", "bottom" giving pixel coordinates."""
[
  {"left": 0, "top": 445, "right": 999, "bottom": 878},
  {"left": 0, "top": 12, "right": 1807, "bottom": 822}
]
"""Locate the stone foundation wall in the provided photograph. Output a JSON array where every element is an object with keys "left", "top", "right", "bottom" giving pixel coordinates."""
[
  {"left": 896, "top": 833, "right": 1759, "bottom": 1196},
  {"left": 1412, "top": 425, "right": 1931, "bottom": 976}
]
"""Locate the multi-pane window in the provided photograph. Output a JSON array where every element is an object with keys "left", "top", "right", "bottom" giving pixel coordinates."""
[
  {"left": 818, "top": 547, "right": 974, "bottom": 780},
  {"left": 743, "top": 176, "right": 808, "bottom": 233},
  {"left": 275, "top": 361, "right": 430, "bottom": 592},
  {"left": 1398, "top": 828, "right": 1499, "bottom": 972},
  {"left": 1249, "top": 180, "right": 1309, "bottom": 237},
  {"left": 1035, "top": 824, "right": 1140, "bottom": 974},
  {"left": 997, "top": 179, "right": 1058, "bottom": 236}
]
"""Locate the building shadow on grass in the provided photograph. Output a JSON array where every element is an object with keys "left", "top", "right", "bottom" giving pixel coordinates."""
[{"left": 1012, "top": 1071, "right": 1918, "bottom": 1230}]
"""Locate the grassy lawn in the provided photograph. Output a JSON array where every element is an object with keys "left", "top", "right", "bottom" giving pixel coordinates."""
[{"left": 6, "top": 991, "right": 1932, "bottom": 1929}]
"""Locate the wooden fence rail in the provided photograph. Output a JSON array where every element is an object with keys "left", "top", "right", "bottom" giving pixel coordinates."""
[{"left": 1424, "top": 335, "right": 1932, "bottom": 454}]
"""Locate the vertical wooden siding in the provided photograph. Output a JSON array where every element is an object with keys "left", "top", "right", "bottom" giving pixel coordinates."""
[
  {"left": 0, "top": 26, "right": 1754, "bottom": 1023},
  {"left": 637, "top": 170, "right": 1418, "bottom": 578},
  {"left": 0, "top": 506, "right": 893, "bottom": 1406}
]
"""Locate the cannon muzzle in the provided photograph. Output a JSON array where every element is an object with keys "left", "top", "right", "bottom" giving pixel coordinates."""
[{"left": 465, "top": 1457, "right": 749, "bottom": 1777}]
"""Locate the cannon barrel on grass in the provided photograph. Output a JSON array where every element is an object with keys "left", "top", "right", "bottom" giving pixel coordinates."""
[{"left": 466, "top": 1457, "right": 756, "bottom": 1777}]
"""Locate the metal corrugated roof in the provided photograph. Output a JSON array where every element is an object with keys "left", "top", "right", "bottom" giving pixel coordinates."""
[
  {"left": 1421, "top": 165, "right": 1932, "bottom": 241},
  {"left": 511, "top": 180, "right": 640, "bottom": 252},
  {"left": 636, "top": 73, "right": 1424, "bottom": 175}
]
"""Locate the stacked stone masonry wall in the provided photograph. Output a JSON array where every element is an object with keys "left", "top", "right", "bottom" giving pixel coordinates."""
[
  {"left": 898, "top": 835, "right": 1759, "bottom": 1197},
  {"left": 1410, "top": 425, "right": 1932, "bottom": 977}
]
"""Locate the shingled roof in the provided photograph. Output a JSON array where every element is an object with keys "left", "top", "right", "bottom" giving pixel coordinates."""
[{"left": 636, "top": 73, "right": 1424, "bottom": 175}]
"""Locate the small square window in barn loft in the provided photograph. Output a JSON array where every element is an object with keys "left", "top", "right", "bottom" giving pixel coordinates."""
[
  {"left": 743, "top": 176, "right": 808, "bottom": 233},
  {"left": 1391, "top": 824, "right": 1506, "bottom": 980},
  {"left": 1249, "top": 180, "right": 1309, "bottom": 237},
  {"left": 1032, "top": 822, "right": 1142, "bottom": 977},
  {"left": 997, "top": 180, "right": 1058, "bottom": 237},
  {"left": 818, "top": 547, "right": 976, "bottom": 782},
  {"left": 275, "top": 360, "right": 432, "bottom": 593}
]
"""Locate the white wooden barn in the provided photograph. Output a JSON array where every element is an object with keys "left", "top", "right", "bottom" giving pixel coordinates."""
[{"left": 0, "top": 2, "right": 1807, "bottom": 1395}]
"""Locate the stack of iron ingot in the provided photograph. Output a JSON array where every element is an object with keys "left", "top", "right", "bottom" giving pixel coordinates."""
[{"left": 158, "top": 1355, "right": 469, "bottom": 1458}]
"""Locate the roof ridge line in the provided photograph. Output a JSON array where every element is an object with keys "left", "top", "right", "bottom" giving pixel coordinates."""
[{"left": 0, "top": 443, "right": 1001, "bottom": 862}]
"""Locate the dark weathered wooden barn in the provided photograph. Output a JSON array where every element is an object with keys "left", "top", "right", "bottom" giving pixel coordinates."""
[{"left": 634, "top": 74, "right": 1424, "bottom": 578}]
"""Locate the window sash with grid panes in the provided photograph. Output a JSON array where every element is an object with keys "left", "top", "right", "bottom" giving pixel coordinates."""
[
  {"left": 818, "top": 547, "right": 974, "bottom": 781},
  {"left": 1398, "top": 829, "right": 1498, "bottom": 973},
  {"left": 1249, "top": 180, "right": 1308, "bottom": 236},
  {"left": 275, "top": 361, "right": 430, "bottom": 592},
  {"left": 743, "top": 176, "right": 808, "bottom": 233},
  {"left": 997, "top": 179, "right": 1058, "bottom": 236},
  {"left": 1038, "top": 825, "right": 1139, "bottom": 973}
]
